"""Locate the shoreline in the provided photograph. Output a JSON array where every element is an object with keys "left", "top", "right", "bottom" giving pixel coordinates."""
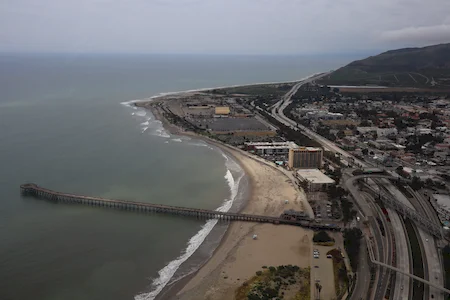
[
  {"left": 125, "top": 71, "right": 324, "bottom": 106},
  {"left": 138, "top": 99, "right": 313, "bottom": 300}
]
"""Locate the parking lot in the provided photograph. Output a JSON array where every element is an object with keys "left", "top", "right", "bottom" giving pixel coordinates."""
[
  {"left": 310, "top": 245, "right": 336, "bottom": 300},
  {"left": 308, "top": 192, "right": 341, "bottom": 221}
]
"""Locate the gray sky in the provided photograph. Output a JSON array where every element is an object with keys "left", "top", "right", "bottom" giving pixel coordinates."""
[{"left": 1, "top": 0, "right": 449, "bottom": 54}]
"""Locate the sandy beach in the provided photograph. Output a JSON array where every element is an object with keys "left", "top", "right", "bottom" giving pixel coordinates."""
[
  {"left": 143, "top": 101, "right": 315, "bottom": 300},
  {"left": 174, "top": 143, "right": 313, "bottom": 300}
]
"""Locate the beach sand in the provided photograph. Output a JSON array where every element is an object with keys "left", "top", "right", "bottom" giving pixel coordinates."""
[
  {"left": 172, "top": 142, "right": 313, "bottom": 300},
  {"left": 142, "top": 101, "right": 315, "bottom": 300}
]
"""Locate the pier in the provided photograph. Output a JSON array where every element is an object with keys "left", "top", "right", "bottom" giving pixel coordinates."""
[{"left": 20, "top": 183, "right": 340, "bottom": 231}]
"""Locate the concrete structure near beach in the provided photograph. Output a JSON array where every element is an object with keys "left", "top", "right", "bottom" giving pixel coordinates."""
[
  {"left": 295, "top": 169, "right": 335, "bottom": 192},
  {"left": 245, "top": 141, "right": 298, "bottom": 156},
  {"left": 288, "top": 147, "right": 323, "bottom": 169}
]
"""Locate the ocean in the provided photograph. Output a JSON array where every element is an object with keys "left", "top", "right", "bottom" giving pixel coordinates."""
[{"left": 0, "top": 53, "right": 355, "bottom": 300}]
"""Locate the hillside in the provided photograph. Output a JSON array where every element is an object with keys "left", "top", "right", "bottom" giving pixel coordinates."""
[{"left": 319, "top": 43, "right": 450, "bottom": 88}]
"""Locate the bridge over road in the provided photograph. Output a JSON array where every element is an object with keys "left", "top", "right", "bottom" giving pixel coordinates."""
[{"left": 20, "top": 183, "right": 340, "bottom": 231}]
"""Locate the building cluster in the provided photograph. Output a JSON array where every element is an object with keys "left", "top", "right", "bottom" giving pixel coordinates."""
[
  {"left": 176, "top": 95, "right": 276, "bottom": 143},
  {"left": 288, "top": 94, "right": 450, "bottom": 221},
  {"left": 245, "top": 141, "right": 333, "bottom": 192}
]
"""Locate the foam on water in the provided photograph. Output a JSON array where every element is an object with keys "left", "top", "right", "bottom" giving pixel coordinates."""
[
  {"left": 171, "top": 138, "right": 182, "bottom": 142},
  {"left": 121, "top": 100, "right": 170, "bottom": 139},
  {"left": 134, "top": 151, "right": 244, "bottom": 300}
]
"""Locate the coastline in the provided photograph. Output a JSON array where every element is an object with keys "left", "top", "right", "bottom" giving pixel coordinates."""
[{"left": 139, "top": 98, "right": 313, "bottom": 300}]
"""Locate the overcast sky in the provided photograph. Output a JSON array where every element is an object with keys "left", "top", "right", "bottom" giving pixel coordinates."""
[{"left": 1, "top": 0, "right": 449, "bottom": 55}]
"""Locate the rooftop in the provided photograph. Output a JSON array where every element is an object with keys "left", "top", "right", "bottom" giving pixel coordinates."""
[
  {"left": 246, "top": 141, "right": 298, "bottom": 148},
  {"left": 291, "top": 147, "right": 322, "bottom": 152},
  {"left": 296, "top": 169, "right": 335, "bottom": 184},
  {"left": 433, "top": 194, "right": 450, "bottom": 211}
]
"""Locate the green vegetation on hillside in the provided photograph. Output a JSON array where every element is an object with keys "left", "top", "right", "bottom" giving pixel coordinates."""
[{"left": 319, "top": 43, "right": 450, "bottom": 88}]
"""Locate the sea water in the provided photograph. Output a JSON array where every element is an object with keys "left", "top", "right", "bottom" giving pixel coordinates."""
[{"left": 0, "top": 53, "right": 355, "bottom": 300}]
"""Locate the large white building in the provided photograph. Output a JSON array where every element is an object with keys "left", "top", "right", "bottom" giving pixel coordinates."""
[
  {"left": 245, "top": 141, "right": 298, "bottom": 156},
  {"left": 295, "top": 169, "right": 335, "bottom": 191}
]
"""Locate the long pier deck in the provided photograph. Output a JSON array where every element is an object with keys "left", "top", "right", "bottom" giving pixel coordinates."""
[{"left": 20, "top": 183, "right": 340, "bottom": 231}]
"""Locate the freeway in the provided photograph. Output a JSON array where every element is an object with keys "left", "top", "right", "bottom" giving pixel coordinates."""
[
  {"left": 381, "top": 182, "right": 444, "bottom": 300},
  {"left": 387, "top": 207, "right": 411, "bottom": 300},
  {"left": 269, "top": 75, "right": 367, "bottom": 167},
  {"left": 368, "top": 193, "right": 392, "bottom": 300},
  {"left": 349, "top": 238, "right": 370, "bottom": 300}
]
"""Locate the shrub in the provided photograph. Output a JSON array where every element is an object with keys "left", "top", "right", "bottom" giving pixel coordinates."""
[
  {"left": 256, "top": 271, "right": 263, "bottom": 276},
  {"left": 313, "top": 231, "right": 334, "bottom": 243}
]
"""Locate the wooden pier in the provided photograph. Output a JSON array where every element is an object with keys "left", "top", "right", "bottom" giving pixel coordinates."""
[{"left": 20, "top": 183, "right": 340, "bottom": 231}]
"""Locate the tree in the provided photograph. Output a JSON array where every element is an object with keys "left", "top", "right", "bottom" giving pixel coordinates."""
[
  {"left": 343, "top": 228, "right": 363, "bottom": 271},
  {"left": 411, "top": 176, "right": 423, "bottom": 191},
  {"left": 362, "top": 148, "right": 369, "bottom": 155},
  {"left": 425, "top": 178, "right": 434, "bottom": 187},
  {"left": 316, "top": 282, "right": 322, "bottom": 299},
  {"left": 313, "top": 231, "right": 334, "bottom": 243},
  {"left": 341, "top": 198, "right": 357, "bottom": 227}
]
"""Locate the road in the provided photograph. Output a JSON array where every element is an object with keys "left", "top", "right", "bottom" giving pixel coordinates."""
[
  {"left": 387, "top": 207, "right": 411, "bottom": 300},
  {"left": 382, "top": 182, "right": 444, "bottom": 300},
  {"left": 269, "top": 74, "right": 367, "bottom": 168},
  {"left": 349, "top": 238, "right": 370, "bottom": 300},
  {"left": 368, "top": 194, "right": 392, "bottom": 300}
]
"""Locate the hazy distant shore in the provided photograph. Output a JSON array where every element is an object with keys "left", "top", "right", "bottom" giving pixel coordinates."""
[{"left": 135, "top": 87, "right": 313, "bottom": 300}]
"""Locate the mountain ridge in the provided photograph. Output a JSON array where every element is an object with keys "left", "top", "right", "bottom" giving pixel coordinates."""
[{"left": 319, "top": 43, "right": 450, "bottom": 88}]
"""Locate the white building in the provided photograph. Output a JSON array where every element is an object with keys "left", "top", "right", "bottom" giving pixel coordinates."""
[
  {"left": 295, "top": 169, "right": 335, "bottom": 192},
  {"left": 245, "top": 141, "right": 298, "bottom": 156}
]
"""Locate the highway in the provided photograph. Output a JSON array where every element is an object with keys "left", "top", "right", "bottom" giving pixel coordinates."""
[
  {"left": 349, "top": 238, "right": 370, "bottom": 300},
  {"left": 381, "top": 182, "right": 444, "bottom": 300},
  {"left": 269, "top": 75, "right": 367, "bottom": 168},
  {"left": 368, "top": 193, "right": 392, "bottom": 300},
  {"left": 387, "top": 207, "right": 411, "bottom": 300}
]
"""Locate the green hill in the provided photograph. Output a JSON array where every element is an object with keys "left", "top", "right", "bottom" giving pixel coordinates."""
[{"left": 319, "top": 43, "right": 450, "bottom": 88}]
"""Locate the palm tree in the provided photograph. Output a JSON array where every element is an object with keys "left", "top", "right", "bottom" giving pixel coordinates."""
[{"left": 315, "top": 282, "right": 323, "bottom": 299}]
